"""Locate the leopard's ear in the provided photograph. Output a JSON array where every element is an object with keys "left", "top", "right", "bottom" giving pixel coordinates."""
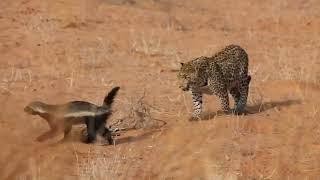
[{"left": 180, "top": 62, "right": 184, "bottom": 66}]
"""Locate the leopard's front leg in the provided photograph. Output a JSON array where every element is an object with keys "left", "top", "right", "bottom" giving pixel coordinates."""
[{"left": 191, "top": 91, "right": 203, "bottom": 118}]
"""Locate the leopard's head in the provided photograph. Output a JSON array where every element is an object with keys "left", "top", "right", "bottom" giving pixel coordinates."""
[{"left": 177, "top": 62, "right": 206, "bottom": 91}]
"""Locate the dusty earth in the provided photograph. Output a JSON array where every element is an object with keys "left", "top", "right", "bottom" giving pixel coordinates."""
[{"left": 0, "top": 0, "right": 320, "bottom": 179}]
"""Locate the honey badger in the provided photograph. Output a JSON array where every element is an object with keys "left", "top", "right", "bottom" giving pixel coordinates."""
[{"left": 24, "top": 86, "right": 120, "bottom": 144}]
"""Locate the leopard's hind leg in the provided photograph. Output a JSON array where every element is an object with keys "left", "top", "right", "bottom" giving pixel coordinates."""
[
  {"left": 208, "top": 63, "right": 231, "bottom": 113},
  {"left": 230, "top": 87, "right": 240, "bottom": 107},
  {"left": 208, "top": 79, "right": 230, "bottom": 113},
  {"left": 233, "top": 75, "right": 251, "bottom": 114}
]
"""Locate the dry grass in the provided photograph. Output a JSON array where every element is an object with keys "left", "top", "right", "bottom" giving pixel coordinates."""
[
  {"left": 73, "top": 146, "right": 125, "bottom": 180},
  {"left": 80, "top": 90, "right": 166, "bottom": 142},
  {"left": 76, "top": 91, "right": 167, "bottom": 179},
  {"left": 1, "top": 0, "right": 320, "bottom": 179},
  {"left": 110, "top": 91, "right": 166, "bottom": 131}
]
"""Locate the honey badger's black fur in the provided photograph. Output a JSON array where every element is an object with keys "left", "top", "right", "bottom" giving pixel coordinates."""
[{"left": 24, "top": 87, "right": 120, "bottom": 144}]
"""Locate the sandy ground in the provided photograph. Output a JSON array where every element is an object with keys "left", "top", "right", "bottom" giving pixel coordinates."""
[{"left": 0, "top": 0, "right": 320, "bottom": 179}]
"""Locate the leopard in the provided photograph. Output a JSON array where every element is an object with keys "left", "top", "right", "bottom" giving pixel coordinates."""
[{"left": 177, "top": 44, "right": 251, "bottom": 119}]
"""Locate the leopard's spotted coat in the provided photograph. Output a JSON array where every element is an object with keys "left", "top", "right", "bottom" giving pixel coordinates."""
[{"left": 177, "top": 44, "right": 251, "bottom": 118}]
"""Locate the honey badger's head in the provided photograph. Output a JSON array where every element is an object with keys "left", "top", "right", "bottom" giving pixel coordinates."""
[{"left": 24, "top": 101, "right": 47, "bottom": 115}]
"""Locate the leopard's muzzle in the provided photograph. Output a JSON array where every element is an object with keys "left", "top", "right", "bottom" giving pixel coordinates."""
[{"left": 179, "top": 85, "right": 189, "bottom": 91}]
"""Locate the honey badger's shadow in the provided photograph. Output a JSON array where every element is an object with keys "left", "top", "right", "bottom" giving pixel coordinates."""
[
  {"left": 193, "top": 99, "right": 301, "bottom": 121},
  {"left": 115, "top": 130, "right": 159, "bottom": 145},
  {"left": 75, "top": 128, "right": 161, "bottom": 145}
]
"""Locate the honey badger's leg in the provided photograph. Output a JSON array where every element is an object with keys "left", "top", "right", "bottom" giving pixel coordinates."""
[
  {"left": 102, "top": 127, "right": 113, "bottom": 145},
  {"left": 36, "top": 129, "right": 57, "bottom": 142},
  {"left": 85, "top": 117, "right": 97, "bottom": 143},
  {"left": 234, "top": 75, "right": 251, "bottom": 114},
  {"left": 191, "top": 91, "right": 203, "bottom": 118},
  {"left": 95, "top": 116, "right": 113, "bottom": 145},
  {"left": 36, "top": 118, "right": 64, "bottom": 142},
  {"left": 64, "top": 124, "right": 72, "bottom": 137}
]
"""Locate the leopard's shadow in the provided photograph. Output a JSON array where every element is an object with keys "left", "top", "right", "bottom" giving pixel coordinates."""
[{"left": 194, "top": 99, "right": 301, "bottom": 121}]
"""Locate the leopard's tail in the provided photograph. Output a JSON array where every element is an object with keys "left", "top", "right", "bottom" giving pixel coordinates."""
[{"left": 102, "top": 86, "right": 120, "bottom": 108}]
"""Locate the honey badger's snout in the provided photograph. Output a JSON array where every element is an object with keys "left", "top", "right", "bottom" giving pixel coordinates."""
[
  {"left": 24, "top": 101, "right": 45, "bottom": 115},
  {"left": 24, "top": 106, "right": 30, "bottom": 112},
  {"left": 24, "top": 105, "right": 34, "bottom": 114}
]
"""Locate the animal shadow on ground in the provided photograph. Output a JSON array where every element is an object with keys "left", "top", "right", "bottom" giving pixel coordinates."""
[
  {"left": 115, "top": 129, "right": 162, "bottom": 145},
  {"left": 78, "top": 128, "right": 163, "bottom": 145},
  {"left": 192, "top": 99, "right": 301, "bottom": 121}
]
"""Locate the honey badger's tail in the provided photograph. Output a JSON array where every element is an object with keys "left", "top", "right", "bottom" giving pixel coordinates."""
[{"left": 103, "top": 86, "right": 120, "bottom": 108}]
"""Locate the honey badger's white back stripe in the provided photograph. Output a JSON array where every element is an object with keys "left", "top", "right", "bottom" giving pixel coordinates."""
[
  {"left": 34, "top": 106, "right": 47, "bottom": 114},
  {"left": 63, "top": 110, "right": 110, "bottom": 118}
]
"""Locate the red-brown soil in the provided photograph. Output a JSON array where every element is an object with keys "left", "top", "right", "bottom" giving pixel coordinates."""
[{"left": 0, "top": 0, "right": 320, "bottom": 179}]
